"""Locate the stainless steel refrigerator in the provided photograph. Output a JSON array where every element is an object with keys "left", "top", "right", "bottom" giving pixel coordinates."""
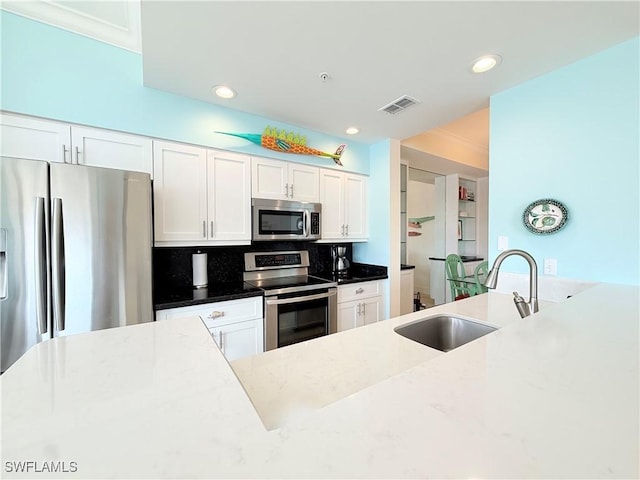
[{"left": 0, "top": 157, "right": 153, "bottom": 373}]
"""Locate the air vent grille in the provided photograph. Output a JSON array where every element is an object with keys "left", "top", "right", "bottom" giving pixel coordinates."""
[{"left": 378, "top": 95, "right": 420, "bottom": 115}]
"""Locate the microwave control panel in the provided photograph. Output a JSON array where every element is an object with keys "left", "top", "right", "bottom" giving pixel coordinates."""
[{"left": 310, "top": 212, "right": 320, "bottom": 235}]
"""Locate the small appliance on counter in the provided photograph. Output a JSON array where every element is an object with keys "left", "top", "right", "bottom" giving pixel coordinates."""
[{"left": 331, "top": 245, "right": 350, "bottom": 276}]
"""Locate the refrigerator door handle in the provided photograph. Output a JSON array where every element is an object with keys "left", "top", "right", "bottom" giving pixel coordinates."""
[
  {"left": 34, "top": 198, "right": 48, "bottom": 334},
  {"left": 52, "top": 198, "right": 66, "bottom": 332},
  {"left": 0, "top": 228, "right": 7, "bottom": 300}
]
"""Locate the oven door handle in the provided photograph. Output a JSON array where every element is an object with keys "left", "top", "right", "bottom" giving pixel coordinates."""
[{"left": 265, "top": 289, "right": 336, "bottom": 306}]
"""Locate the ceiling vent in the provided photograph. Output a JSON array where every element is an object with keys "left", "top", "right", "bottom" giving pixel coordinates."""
[{"left": 378, "top": 95, "right": 420, "bottom": 115}]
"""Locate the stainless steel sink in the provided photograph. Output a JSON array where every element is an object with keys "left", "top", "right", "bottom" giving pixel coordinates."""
[{"left": 394, "top": 315, "right": 497, "bottom": 352}]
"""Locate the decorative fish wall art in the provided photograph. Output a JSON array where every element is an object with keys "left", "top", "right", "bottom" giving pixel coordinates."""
[{"left": 216, "top": 126, "right": 346, "bottom": 166}]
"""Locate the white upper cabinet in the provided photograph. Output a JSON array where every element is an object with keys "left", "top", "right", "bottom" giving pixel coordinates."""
[
  {"left": 153, "top": 141, "right": 208, "bottom": 244},
  {"left": 1, "top": 112, "right": 70, "bottom": 163},
  {"left": 319, "top": 169, "right": 368, "bottom": 241},
  {"left": 71, "top": 126, "right": 153, "bottom": 176},
  {"left": 344, "top": 173, "right": 368, "bottom": 239},
  {"left": 319, "top": 169, "right": 344, "bottom": 239},
  {"left": 0, "top": 112, "right": 153, "bottom": 176},
  {"left": 288, "top": 163, "right": 320, "bottom": 202},
  {"left": 206, "top": 149, "right": 251, "bottom": 242},
  {"left": 252, "top": 157, "right": 319, "bottom": 202},
  {"left": 153, "top": 140, "right": 251, "bottom": 246}
]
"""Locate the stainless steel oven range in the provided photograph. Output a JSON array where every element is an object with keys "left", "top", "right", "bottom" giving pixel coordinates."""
[{"left": 244, "top": 251, "right": 337, "bottom": 351}]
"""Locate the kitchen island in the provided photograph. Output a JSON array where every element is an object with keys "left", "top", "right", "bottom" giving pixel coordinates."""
[{"left": 1, "top": 284, "right": 638, "bottom": 479}]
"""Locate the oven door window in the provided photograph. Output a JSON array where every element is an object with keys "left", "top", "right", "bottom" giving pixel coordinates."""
[
  {"left": 259, "top": 210, "right": 304, "bottom": 235},
  {"left": 277, "top": 297, "right": 327, "bottom": 348}
]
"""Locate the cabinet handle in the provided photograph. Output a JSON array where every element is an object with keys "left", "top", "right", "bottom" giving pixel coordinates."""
[
  {"left": 62, "top": 145, "right": 70, "bottom": 163},
  {"left": 345, "top": 225, "right": 349, "bottom": 236},
  {"left": 362, "top": 302, "right": 366, "bottom": 315},
  {"left": 341, "top": 225, "right": 345, "bottom": 236},
  {"left": 219, "top": 331, "right": 224, "bottom": 351},
  {"left": 290, "top": 184, "right": 294, "bottom": 198},
  {"left": 285, "top": 183, "right": 289, "bottom": 198},
  {"left": 357, "top": 303, "right": 361, "bottom": 315},
  {"left": 210, "top": 221, "right": 214, "bottom": 238},
  {"left": 202, "top": 221, "right": 206, "bottom": 238},
  {"left": 207, "top": 311, "right": 224, "bottom": 319},
  {"left": 75, "top": 146, "right": 81, "bottom": 164},
  {"left": 355, "top": 288, "right": 364, "bottom": 294}
]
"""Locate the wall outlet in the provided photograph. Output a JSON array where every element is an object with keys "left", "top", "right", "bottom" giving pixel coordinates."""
[
  {"left": 544, "top": 258, "right": 558, "bottom": 275},
  {"left": 497, "top": 236, "right": 509, "bottom": 251}
]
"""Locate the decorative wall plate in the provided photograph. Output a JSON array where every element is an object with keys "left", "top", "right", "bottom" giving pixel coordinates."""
[{"left": 522, "top": 199, "right": 568, "bottom": 234}]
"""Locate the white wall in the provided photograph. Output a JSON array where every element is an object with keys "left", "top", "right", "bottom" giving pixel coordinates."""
[{"left": 407, "top": 181, "right": 435, "bottom": 299}]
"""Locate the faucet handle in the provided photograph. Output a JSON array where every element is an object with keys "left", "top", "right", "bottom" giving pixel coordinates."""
[{"left": 512, "top": 291, "right": 531, "bottom": 318}]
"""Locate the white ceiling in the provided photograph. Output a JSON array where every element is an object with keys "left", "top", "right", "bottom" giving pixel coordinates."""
[{"left": 140, "top": 1, "right": 639, "bottom": 144}]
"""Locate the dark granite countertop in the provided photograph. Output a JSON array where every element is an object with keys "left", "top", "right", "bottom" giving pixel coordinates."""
[
  {"left": 313, "top": 262, "right": 388, "bottom": 285},
  {"left": 154, "top": 281, "right": 263, "bottom": 310}
]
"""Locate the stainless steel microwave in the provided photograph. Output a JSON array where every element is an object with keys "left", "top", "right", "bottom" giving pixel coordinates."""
[{"left": 252, "top": 198, "right": 321, "bottom": 241}]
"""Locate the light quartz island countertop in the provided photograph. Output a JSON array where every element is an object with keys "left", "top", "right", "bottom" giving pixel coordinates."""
[{"left": 1, "top": 284, "right": 638, "bottom": 479}]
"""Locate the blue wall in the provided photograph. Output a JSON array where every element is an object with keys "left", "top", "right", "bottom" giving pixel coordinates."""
[
  {"left": 0, "top": 11, "right": 370, "bottom": 173},
  {"left": 353, "top": 140, "right": 392, "bottom": 266},
  {"left": 489, "top": 37, "right": 639, "bottom": 285}
]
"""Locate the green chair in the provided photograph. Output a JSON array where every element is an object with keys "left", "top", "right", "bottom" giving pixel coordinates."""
[
  {"left": 473, "top": 261, "right": 489, "bottom": 295},
  {"left": 445, "top": 254, "right": 476, "bottom": 301}
]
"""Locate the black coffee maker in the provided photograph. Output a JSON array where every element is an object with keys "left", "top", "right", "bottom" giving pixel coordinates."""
[{"left": 331, "top": 245, "right": 350, "bottom": 276}]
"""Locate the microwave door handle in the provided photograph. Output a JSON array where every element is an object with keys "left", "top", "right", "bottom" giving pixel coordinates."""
[
  {"left": 265, "top": 289, "right": 336, "bottom": 306},
  {"left": 303, "top": 210, "right": 309, "bottom": 237}
]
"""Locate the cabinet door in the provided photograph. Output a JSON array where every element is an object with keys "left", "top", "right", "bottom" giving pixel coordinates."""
[
  {"left": 71, "top": 126, "right": 153, "bottom": 175},
  {"left": 153, "top": 141, "right": 208, "bottom": 243},
  {"left": 344, "top": 173, "right": 368, "bottom": 239},
  {"left": 210, "top": 318, "right": 264, "bottom": 361},
  {"left": 289, "top": 163, "right": 319, "bottom": 202},
  {"left": 319, "top": 169, "right": 345, "bottom": 239},
  {"left": 251, "top": 157, "right": 288, "bottom": 200},
  {"left": 337, "top": 298, "right": 381, "bottom": 331},
  {"left": 0, "top": 113, "right": 71, "bottom": 163},
  {"left": 337, "top": 301, "right": 359, "bottom": 332},
  {"left": 207, "top": 150, "right": 251, "bottom": 242},
  {"left": 360, "top": 297, "right": 382, "bottom": 326}
]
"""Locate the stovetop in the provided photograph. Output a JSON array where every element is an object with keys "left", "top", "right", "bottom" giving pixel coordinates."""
[{"left": 244, "top": 274, "right": 336, "bottom": 296}]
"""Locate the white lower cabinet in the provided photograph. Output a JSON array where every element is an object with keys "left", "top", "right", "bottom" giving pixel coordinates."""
[
  {"left": 337, "top": 280, "right": 384, "bottom": 332},
  {"left": 207, "top": 319, "right": 263, "bottom": 362},
  {"left": 156, "top": 296, "right": 264, "bottom": 361}
]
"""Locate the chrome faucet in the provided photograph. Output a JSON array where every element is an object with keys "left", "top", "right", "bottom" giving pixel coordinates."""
[{"left": 484, "top": 249, "right": 539, "bottom": 318}]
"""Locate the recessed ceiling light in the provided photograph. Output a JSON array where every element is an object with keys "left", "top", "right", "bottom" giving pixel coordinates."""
[
  {"left": 346, "top": 127, "right": 359, "bottom": 135},
  {"left": 471, "top": 54, "right": 502, "bottom": 73},
  {"left": 212, "top": 85, "right": 236, "bottom": 99}
]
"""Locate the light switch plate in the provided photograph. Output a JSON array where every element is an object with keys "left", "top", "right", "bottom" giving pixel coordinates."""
[
  {"left": 497, "top": 236, "right": 509, "bottom": 251},
  {"left": 544, "top": 258, "right": 557, "bottom": 275}
]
